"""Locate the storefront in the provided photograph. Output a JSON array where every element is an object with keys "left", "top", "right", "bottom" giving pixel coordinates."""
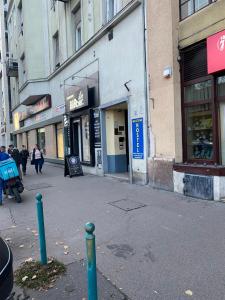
[
  {"left": 174, "top": 29, "right": 225, "bottom": 200},
  {"left": 12, "top": 95, "right": 65, "bottom": 161},
  {"left": 63, "top": 72, "right": 100, "bottom": 171}
]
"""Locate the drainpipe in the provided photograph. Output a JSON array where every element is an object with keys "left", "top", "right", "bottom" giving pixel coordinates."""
[{"left": 142, "top": 0, "right": 150, "bottom": 185}]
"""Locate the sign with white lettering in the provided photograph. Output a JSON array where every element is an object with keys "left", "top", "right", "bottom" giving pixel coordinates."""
[
  {"left": 66, "top": 87, "right": 88, "bottom": 112},
  {"left": 132, "top": 118, "right": 144, "bottom": 159}
]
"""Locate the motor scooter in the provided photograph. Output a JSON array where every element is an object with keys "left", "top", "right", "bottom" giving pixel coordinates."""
[{"left": 0, "top": 159, "right": 24, "bottom": 203}]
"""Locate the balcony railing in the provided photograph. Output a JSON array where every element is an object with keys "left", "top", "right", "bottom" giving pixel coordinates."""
[{"left": 6, "top": 58, "right": 18, "bottom": 77}]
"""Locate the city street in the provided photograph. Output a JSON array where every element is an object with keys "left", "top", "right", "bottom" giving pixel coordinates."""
[{"left": 0, "top": 163, "right": 225, "bottom": 299}]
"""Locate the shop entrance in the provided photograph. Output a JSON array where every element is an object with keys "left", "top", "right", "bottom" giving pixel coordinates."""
[
  {"left": 104, "top": 103, "right": 130, "bottom": 179},
  {"left": 72, "top": 119, "right": 82, "bottom": 159}
]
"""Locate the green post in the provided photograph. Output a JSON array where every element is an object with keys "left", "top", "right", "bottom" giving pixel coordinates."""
[
  {"left": 85, "top": 222, "right": 98, "bottom": 300},
  {"left": 36, "top": 193, "right": 47, "bottom": 265}
]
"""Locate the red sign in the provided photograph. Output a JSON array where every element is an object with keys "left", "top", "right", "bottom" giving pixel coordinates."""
[{"left": 207, "top": 30, "right": 225, "bottom": 74}]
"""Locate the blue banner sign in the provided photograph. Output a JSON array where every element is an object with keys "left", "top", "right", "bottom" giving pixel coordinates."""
[{"left": 132, "top": 118, "right": 144, "bottom": 159}]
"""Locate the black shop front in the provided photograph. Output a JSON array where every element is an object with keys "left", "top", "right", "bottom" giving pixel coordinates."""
[{"left": 63, "top": 76, "right": 100, "bottom": 168}]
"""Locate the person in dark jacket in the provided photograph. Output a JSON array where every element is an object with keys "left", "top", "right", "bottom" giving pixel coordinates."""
[
  {"left": 8, "top": 145, "right": 22, "bottom": 178},
  {"left": 20, "top": 145, "right": 29, "bottom": 176}
]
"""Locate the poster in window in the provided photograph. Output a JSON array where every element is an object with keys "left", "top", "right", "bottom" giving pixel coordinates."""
[{"left": 81, "top": 115, "right": 91, "bottom": 162}]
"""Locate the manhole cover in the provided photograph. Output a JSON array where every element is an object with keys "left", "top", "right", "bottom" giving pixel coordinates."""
[
  {"left": 109, "top": 199, "right": 146, "bottom": 211},
  {"left": 25, "top": 183, "right": 53, "bottom": 191}
]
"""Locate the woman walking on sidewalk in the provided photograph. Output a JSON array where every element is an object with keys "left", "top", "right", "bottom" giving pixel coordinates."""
[{"left": 32, "top": 144, "right": 44, "bottom": 174}]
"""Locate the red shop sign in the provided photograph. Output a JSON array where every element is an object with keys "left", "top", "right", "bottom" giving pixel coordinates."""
[{"left": 207, "top": 30, "right": 225, "bottom": 74}]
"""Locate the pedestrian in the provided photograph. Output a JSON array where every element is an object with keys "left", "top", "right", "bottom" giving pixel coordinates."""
[
  {"left": 8, "top": 145, "right": 22, "bottom": 179},
  {"left": 32, "top": 144, "right": 44, "bottom": 174},
  {"left": 0, "top": 146, "right": 10, "bottom": 205},
  {"left": 20, "top": 145, "right": 29, "bottom": 176}
]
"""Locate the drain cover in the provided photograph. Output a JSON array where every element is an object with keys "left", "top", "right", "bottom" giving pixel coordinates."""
[
  {"left": 109, "top": 199, "right": 146, "bottom": 211},
  {"left": 25, "top": 183, "right": 53, "bottom": 191}
]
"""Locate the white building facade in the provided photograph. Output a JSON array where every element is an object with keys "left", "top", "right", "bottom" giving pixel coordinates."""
[{"left": 6, "top": 0, "right": 149, "bottom": 184}]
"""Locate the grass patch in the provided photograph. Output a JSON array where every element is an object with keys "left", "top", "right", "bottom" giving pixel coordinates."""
[{"left": 14, "top": 258, "right": 66, "bottom": 291}]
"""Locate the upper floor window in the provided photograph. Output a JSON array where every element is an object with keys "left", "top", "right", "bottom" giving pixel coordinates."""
[
  {"left": 72, "top": 3, "right": 82, "bottom": 51},
  {"left": 53, "top": 31, "right": 60, "bottom": 69},
  {"left": 180, "top": 0, "right": 212, "bottom": 20},
  {"left": 103, "top": 0, "right": 122, "bottom": 23}
]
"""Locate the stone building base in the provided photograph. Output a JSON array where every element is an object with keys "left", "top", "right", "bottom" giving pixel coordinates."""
[{"left": 148, "top": 158, "right": 174, "bottom": 191}]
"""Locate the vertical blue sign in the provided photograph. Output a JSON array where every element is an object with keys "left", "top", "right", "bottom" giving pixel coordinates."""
[{"left": 132, "top": 118, "right": 144, "bottom": 159}]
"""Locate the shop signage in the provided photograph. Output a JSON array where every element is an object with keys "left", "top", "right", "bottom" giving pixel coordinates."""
[
  {"left": 19, "top": 95, "right": 51, "bottom": 121},
  {"left": 207, "top": 30, "right": 225, "bottom": 74},
  {"left": 66, "top": 87, "right": 88, "bottom": 112},
  {"left": 63, "top": 114, "right": 71, "bottom": 156},
  {"left": 93, "top": 109, "right": 101, "bottom": 148},
  {"left": 132, "top": 118, "right": 144, "bottom": 159},
  {"left": 64, "top": 155, "right": 83, "bottom": 177}
]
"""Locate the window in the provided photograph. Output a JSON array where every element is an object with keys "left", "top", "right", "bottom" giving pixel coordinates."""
[
  {"left": 72, "top": 3, "right": 82, "bottom": 51},
  {"left": 180, "top": 0, "right": 212, "bottom": 20},
  {"left": 81, "top": 115, "right": 91, "bottom": 162},
  {"left": 181, "top": 42, "right": 225, "bottom": 165},
  {"left": 184, "top": 80, "right": 213, "bottom": 161},
  {"left": 56, "top": 123, "right": 64, "bottom": 159},
  {"left": 103, "top": 0, "right": 122, "bottom": 23},
  {"left": 37, "top": 128, "right": 46, "bottom": 154},
  {"left": 53, "top": 31, "right": 60, "bottom": 69}
]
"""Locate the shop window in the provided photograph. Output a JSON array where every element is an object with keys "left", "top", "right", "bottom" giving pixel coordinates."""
[
  {"left": 81, "top": 115, "right": 91, "bottom": 162},
  {"left": 56, "top": 123, "right": 64, "bottom": 159},
  {"left": 183, "top": 79, "right": 214, "bottom": 162},
  {"left": 37, "top": 128, "right": 46, "bottom": 154},
  {"left": 180, "top": 0, "right": 212, "bottom": 20},
  {"left": 218, "top": 76, "right": 225, "bottom": 165},
  {"left": 185, "top": 103, "right": 213, "bottom": 161},
  {"left": 217, "top": 76, "right": 225, "bottom": 98},
  {"left": 184, "top": 80, "right": 212, "bottom": 103}
]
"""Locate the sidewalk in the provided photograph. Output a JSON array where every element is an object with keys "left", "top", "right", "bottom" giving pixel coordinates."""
[{"left": 1, "top": 163, "right": 225, "bottom": 299}]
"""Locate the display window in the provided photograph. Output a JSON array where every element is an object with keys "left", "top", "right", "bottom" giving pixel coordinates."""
[
  {"left": 56, "top": 123, "right": 64, "bottom": 159},
  {"left": 37, "top": 128, "right": 46, "bottom": 154},
  {"left": 81, "top": 115, "right": 91, "bottom": 163},
  {"left": 183, "top": 78, "right": 214, "bottom": 162}
]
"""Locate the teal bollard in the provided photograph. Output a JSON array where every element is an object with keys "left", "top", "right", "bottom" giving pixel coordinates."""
[
  {"left": 36, "top": 193, "right": 47, "bottom": 265},
  {"left": 85, "top": 222, "right": 98, "bottom": 300}
]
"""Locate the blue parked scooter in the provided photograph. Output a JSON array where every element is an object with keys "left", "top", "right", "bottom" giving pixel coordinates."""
[{"left": 0, "top": 159, "right": 24, "bottom": 203}]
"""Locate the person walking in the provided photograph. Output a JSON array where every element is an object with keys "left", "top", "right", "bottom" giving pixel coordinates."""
[
  {"left": 32, "top": 144, "right": 44, "bottom": 174},
  {"left": 8, "top": 145, "right": 22, "bottom": 179},
  {"left": 0, "top": 146, "right": 10, "bottom": 205},
  {"left": 20, "top": 145, "right": 29, "bottom": 176}
]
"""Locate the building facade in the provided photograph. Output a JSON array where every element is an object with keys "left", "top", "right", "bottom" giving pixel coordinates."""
[
  {"left": 0, "top": 0, "right": 12, "bottom": 146},
  {"left": 147, "top": 0, "right": 225, "bottom": 200},
  {"left": 6, "top": 0, "right": 149, "bottom": 184}
]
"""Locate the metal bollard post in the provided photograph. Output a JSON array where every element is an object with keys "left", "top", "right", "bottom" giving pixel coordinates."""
[
  {"left": 85, "top": 222, "right": 98, "bottom": 300},
  {"left": 36, "top": 193, "right": 47, "bottom": 265}
]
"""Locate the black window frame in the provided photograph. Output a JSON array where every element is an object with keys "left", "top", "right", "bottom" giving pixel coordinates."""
[{"left": 180, "top": 0, "right": 213, "bottom": 21}]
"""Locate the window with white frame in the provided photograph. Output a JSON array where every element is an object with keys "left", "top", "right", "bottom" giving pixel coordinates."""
[
  {"left": 72, "top": 3, "right": 82, "bottom": 51},
  {"left": 104, "top": 0, "right": 122, "bottom": 23},
  {"left": 53, "top": 31, "right": 60, "bottom": 69}
]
